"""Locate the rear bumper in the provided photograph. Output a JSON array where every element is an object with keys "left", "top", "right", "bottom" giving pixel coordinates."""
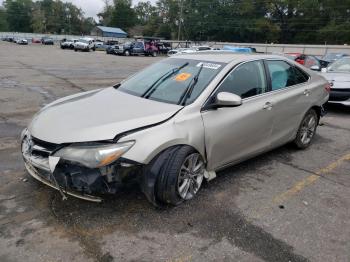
[
  {"left": 328, "top": 88, "right": 350, "bottom": 106},
  {"left": 328, "top": 100, "right": 350, "bottom": 106}
]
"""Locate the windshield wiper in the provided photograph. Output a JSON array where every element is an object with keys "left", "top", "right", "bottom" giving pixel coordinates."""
[
  {"left": 141, "top": 62, "right": 189, "bottom": 98},
  {"left": 178, "top": 64, "right": 204, "bottom": 105}
]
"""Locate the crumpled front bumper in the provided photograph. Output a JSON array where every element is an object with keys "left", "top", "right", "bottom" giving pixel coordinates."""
[
  {"left": 21, "top": 131, "right": 142, "bottom": 202},
  {"left": 24, "top": 161, "right": 103, "bottom": 202}
]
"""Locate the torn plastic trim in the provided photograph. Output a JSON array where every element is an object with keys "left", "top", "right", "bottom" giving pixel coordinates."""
[{"left": 24, "top": 162, "right": 103, "bottom": 203}]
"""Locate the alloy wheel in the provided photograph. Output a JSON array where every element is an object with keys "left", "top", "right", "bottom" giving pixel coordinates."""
[
  {"left": 177, "top": 153, "right": 204, "bottom": 200},
  {"left": 300, "top": 114, "right": 317, "bottom": 145}
]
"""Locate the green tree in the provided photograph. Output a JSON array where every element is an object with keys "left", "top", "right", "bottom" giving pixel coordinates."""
[
  {"left": 0, "top": 7, "right": 9, "bottom": 31},
  {"left": 98, "top": 0, "right": 114, "bottom": 26},
  {"left": 134, "top": 1, "right": 157, "bottom": 25},
  {"left": 4, "top": 0, "right": 33, "bottom": 32},
  {"left": 81, "top": 17, "right": 96, "bottom": 35},
  {"left": 110, "top": 0, "right": 136, "bottom": 30}
]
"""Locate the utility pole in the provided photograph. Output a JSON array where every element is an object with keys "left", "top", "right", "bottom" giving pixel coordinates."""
[{"left": 177, "top": 0, "right": 184, "bottom": 41}]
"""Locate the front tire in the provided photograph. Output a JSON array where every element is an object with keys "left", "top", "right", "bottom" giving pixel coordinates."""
[
  {"left": 124, "top": 50, "right": 130, "bottom": 56},
  {"left": 155, "top": 146, "right": 205, "bottom": 205},
  {"left": 294, "top": 109, "right": 318, "bottom": 149}
]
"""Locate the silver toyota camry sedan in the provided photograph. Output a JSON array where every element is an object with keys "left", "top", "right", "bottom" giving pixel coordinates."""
[{"left": 21, "top": 52, "right": 329, "bottom": 206}]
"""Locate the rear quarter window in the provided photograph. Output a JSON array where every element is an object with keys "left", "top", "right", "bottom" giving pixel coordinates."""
[{"left": 266, "top": 60, "right": 309, "bottom": 91}]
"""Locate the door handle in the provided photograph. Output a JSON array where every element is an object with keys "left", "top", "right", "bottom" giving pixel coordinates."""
[
  {"left": 303, "top": 89, "right": 310, "bottom": 96},
  {"left": 263, "top": 102, "right": 273, "bottom": 110}
]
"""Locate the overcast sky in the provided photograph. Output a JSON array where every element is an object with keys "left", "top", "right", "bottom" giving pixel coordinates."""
[{"left": 0, "top": 0, "right": 157, "bottom": 20}]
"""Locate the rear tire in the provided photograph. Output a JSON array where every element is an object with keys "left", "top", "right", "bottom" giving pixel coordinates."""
[
  {"left": 154, "top": 146, "right": 205, "bottom": 206},
  {"left": 293, "top": 109, "right": 318, "bottom": 149}
]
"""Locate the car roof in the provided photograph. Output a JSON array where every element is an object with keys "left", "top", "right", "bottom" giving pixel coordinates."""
[{"left": 169, "top": 51, "right": 288, "bottom": 63}]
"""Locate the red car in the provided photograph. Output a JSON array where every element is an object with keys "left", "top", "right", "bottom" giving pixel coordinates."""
[
  {"left": 285, "top": 53, "right": 321, "bottom": 70},
  {"left": 32, "top": 38, "right": 41, "bottom": 44}
]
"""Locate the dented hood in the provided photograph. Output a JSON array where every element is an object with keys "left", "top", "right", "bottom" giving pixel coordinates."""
[{"left": 29, "top": 88, "right": 183, "bottom": 144}]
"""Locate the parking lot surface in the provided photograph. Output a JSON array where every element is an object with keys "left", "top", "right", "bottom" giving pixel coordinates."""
[{"left": 0, "top": 42, "right": 349, "bottom": 262}]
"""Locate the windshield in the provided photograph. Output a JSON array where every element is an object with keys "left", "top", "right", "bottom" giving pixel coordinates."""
[
  {"left": 79, "top": 39, "right": 89, "bottom": 44},
  {"left": 323, "top": 53, "right": 345, "bottom": 61},
  {"left": 328, "top": 57, "right": 350, "bottom": 72},
  {"left": 118, "top": 58, "right": 225, "bottom": 105}
]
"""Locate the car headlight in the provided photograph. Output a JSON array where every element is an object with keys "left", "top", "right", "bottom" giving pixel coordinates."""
[{"left": 54, "top": 141, "right": 135, "bottom": 169}]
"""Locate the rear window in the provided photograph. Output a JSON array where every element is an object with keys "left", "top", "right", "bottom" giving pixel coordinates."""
[{"left": 266, "top": 60, "right": 308, "bottom": 90}]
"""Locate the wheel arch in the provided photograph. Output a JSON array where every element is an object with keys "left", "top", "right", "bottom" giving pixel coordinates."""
[
  {"left": 310, "top": 105, "right": 322, "bottom": 123},
  {"left": 140, "top": 144, "right": 203, "bottom": 207}
]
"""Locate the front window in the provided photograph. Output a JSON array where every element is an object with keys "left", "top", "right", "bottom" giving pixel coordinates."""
[
  {"left": 118, "top": 58, "right": 225, "bottom": 105},
  {"left": 328, "top": 57, "right": 350, "bottom": 72},
  {"left": 216, "top": 60, "right": 267, "bottom": 98}
]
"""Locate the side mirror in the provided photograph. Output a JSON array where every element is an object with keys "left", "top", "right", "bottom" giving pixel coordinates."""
[
  {"left": 216, "top": 92, "right": 242, "bottom": 107},
  {"left": 310, "top": 65, "right": 321, "bottom": 71},
  {"left": 321, "top": 68, "right": 328, "bottom": 73}
]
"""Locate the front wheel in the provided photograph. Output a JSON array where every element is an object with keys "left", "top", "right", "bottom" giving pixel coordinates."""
[
  {"left": 294, "top": 109, "right": 318, "bottom": 149},
  {"left": 124, "top": 50, "right": 130, "bottom": 56},
  {"left": 155, "top": 146, "right": 205, "bottom": 205}
]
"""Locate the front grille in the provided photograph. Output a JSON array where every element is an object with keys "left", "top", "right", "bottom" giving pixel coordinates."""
[
  {"left": 31, "top": 137, "right": 60, "bottom": 157},
  {"left": 22, "top": 136, "right": 60, "bottom": 172}
]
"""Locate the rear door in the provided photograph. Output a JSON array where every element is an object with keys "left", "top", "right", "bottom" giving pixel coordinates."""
[
  {"left": 264, "top": 60, "right": 312, "bottom": 147},
  {"left": 201, "top": 60, "right": 274, "bottom": 171}
]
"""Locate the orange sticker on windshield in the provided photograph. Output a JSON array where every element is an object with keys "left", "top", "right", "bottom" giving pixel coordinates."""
[{"left": 175, "top": 73, "right": 191, "bottom": 82}]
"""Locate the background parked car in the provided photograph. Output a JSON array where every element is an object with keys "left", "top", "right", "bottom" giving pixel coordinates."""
[
  {"left": 2, "top": 36, "right": 14, "bottom": 42},
  {"left": 17, "top": 38, "right": 28, "bottom": 45},
  {"left": 32, "top": 38, "right": 41, "bottom": 44},
  {"left": 106, "top": 44, "right": 118, "bottom": 55},
  {"left": 60, "top": 39, "right": 78, "bottom": 49},
  {"left": 168, "top": 46, "right": 213, "bottom": 56},
  {"left": 156, "top": 42, "right": 172, "bottom": 54},
  {"left": 74, "top": 38, "right": 95, "bottom": 52},
  {"left": 222, "top": 46, "right": 255, "bottom": 53},
  {"left": 115, "top": 40, "right": 158, "bottom": 57},
  {"left": 321, "top": 56, "right": 350, "bottom": 107},
  {"left": 285, "top": 53, "right": 323, "bottom": 70},
  {"left": 320, "top": 53, "right": 349, "bottom": 67},
  {"left": 41, "top": 37, "right": 54, "bottom": 45}
]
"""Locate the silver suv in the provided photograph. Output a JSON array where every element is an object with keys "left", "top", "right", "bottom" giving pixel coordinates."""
[{"left": 21, "top": 53, "right": 329, "bottom": 206}]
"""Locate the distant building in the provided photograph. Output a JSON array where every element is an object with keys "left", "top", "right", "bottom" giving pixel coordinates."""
[{"left": 91, "top": 26, "right": 127, "bottom": 38}]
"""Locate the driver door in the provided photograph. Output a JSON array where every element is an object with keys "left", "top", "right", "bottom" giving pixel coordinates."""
[{"left": 201, "top": 60, "right": 274, "bottom": 171}]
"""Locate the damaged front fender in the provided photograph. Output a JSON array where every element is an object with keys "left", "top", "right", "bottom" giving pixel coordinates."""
[{"left": 118, "top": 109, "right": 206, "bottom": 166}]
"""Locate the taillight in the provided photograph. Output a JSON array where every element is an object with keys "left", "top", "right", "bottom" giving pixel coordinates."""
[{"left": 325, "top": 83, "right": 331, "bottom": 93}]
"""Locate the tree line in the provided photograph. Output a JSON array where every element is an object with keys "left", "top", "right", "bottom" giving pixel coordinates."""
[
  {"left": 0, "top": 0, "right": 95, "bottom": 35},
  {"left": 99, "top": 0, "right": 350, "bottom": 44},
  {"left": 1, "top": 0, "right": 350, "bottom": 44}
]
